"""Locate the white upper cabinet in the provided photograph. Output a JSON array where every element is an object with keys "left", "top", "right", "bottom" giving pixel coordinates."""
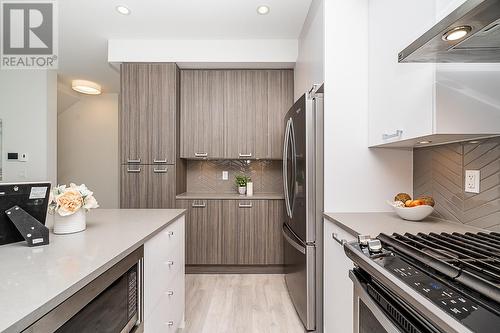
[{"left": 369, "top": 0, "right": 500, "bottom": 148}]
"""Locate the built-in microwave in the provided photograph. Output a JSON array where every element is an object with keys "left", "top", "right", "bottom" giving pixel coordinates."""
[{"left": 24, "top": 247, "right": 144, "bottom": 333}]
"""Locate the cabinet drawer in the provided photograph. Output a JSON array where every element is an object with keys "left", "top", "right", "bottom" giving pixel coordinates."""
[
  {"left": 145, "top": 273, "right": 185, "bottom": 333},
  {"left": 144, "top": 217, "right": 185, "bottom": 317}
]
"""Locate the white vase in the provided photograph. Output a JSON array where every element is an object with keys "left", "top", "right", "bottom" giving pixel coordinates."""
[
  {"left": 246, "top": 182, "right": 254, "bottom": 196},
  {"left": 53, "top": 209, "right": 87, "bottom": 234},
  {"left": 238, "top": 186, "right": 246, "bottom": 195}
]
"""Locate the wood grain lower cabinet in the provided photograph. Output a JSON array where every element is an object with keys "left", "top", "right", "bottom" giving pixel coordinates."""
[
  {"left": 222, "top": 200, "right": 268, "bottom": 265},
  {"left": 176, "top": 199, "right": 222, "bottom": 265},
  {"left": 121, "top": 165, "right": 175, "bottom": 209},
  {"left": 179, "top": 199, "right": 284, "bottom": 268}
]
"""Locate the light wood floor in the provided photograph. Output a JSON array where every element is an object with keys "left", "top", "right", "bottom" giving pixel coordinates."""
[{"left": 182, "top": 274, "right": 305, "bottom": 333}]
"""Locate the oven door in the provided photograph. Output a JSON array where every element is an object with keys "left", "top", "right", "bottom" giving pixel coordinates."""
[{"left": 350, "top": 270, "right": 438, "bottom": 333}]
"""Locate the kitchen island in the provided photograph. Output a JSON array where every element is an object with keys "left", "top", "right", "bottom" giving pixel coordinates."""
[{"left": 0, "top": 209, "right": 186, "bottom": 333}]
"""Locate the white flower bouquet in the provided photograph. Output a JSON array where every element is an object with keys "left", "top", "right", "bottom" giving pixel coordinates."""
[{"left": 49, "top": 183, "right": 99, "bottom": 216}]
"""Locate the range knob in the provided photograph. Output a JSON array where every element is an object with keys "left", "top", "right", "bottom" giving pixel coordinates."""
[
  {"left": 358, "top": 235, "right": 371, "bottom": 246},
  {"left": 368, "top": 239, "right": 383, "bottom": 253}
]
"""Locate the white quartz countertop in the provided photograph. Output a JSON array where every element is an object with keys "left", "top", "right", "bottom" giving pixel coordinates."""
[
  {"left": 323, "top": 212, "right": 485, "bottom": 238},
  {"left": 0, "top": 209, "right": 186, "bottom": 333}
]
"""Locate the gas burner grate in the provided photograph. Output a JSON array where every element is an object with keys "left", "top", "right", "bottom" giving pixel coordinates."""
[{"left": 378, "top": 231, "right": 500, "bottom": 305}]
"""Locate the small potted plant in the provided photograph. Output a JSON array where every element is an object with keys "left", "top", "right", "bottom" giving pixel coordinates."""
[
  {"left": 49, "top": 183, "right": 99, "bottom": 234},
  {"left": 235, "top": 175, "right": 248, "bottom": 195}
]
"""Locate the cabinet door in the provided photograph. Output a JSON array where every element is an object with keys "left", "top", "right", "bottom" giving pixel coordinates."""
[
  {"left": 267, "top": 70, "right": 294, "bottom": 159},
  {"left": 323, "top": 219, "right": 356, "bottom": 333},
  {"left": 221, "top": 200, "right": 268, "bottom": 264},
  {"left": 368, "top": 0, "right": 436, "bottom": 146},
  {"left": 120, "top": 63, "right": 150, "bottom": 164},
  {"left": 224, "top": 71, "right": 268, "bottom": 159},
  {"left": 180, "top": 70, "right": 225, "bottom": 159},
  {"left": 177, "top": 199, "right": 222, "bottom": 265},
  {"left": 266, "top": 200, "right": 285, "bottom": 264},
  {"left": 120, "top": 164, "right": 148, "bottom": 208},
  {"left": 146, "top": 165, "right": 175, "bottom": 208},
  {"left": 149, "top": 64, "right": 177, "bottom": 164}
]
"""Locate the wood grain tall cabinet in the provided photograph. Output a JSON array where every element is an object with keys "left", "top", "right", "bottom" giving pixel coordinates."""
[{"left": 120, "top": 63, "right": 186, "bottom": 208}]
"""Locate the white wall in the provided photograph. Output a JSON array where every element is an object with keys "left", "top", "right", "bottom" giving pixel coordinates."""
[
  {"left": 323, "top": 0, "right": 412, "bottom": 213},
  {"left": 294, "top": 0, "right": 324, "bottom": 99},
  {"left": 0, "top": 70, "right": 57, "bottom": 184},
  {"left": 57, "top": 93, "right": 119, "bottom": 208},
  {"left": 108, "top": 39, "right": 298, "bottom": 66}
]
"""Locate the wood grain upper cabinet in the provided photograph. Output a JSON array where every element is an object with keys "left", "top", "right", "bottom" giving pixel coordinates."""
[
  {"left": 180, "top": 70, "right": 224, "bottom": 159},
  {"left": 267, "top": 70, "right": 294, "bottom": 159},
  {"left": 176, "top": 199, "right": 222, "bottom": 265},
  {"left": 120, "top": 64, "right": 150, "bottom": 164},
  {"left": 149, "top": 63, "right": 177, "bottom": 164},
  {"left": 224, "top": 71, "right": 268, "bottom": 159},
  {"left": 120, "top": 63, "right": 178, "bottom": 164}
]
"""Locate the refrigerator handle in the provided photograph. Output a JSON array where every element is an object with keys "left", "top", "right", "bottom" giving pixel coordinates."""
[
  {"left": 282, "top": 224, "right": 306, "bottom": 254},
  {"left": 283, "top": 119, "right": 292, "bottom": 218}
]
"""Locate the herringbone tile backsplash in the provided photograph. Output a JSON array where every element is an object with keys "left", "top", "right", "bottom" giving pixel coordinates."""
[
  {"left": 186, "top": 160, "right": 283, "bottom": 194},
  {"left": 414, "top": 136, "right": 500, "bottom": 231}
]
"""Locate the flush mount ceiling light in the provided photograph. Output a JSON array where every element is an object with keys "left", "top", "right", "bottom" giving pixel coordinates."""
[
  {"left": 116, "top": 5, "right": 131, "bottom": 15},
  {"left": 442, "top": 25, "right": 472, "bottom": 41},
  {"left": 72, "top": 80, "right": 102, "bottom": 95},
  {"left": 256, "top": 5, "right": 270, "bottom": 15},
  {"left": 418, "top": 140, "right": 432, "bottom": 144},
  {"left": 469, "top": 140, "right": 480, "bottom": 144}
]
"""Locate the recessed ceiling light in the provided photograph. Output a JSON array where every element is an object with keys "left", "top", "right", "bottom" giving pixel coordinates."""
[
  {"left": 72, "top": 80, "right": 102, "bottom": 95},
  {"left": 418, "top": 140, "right": 432, "bottom": 144},
  {"left": 442, "top": 26, "right": 472, "bottom": 41},
  {"left": 257, "top": 5, "right": 270, "bottom": 15},
  {"left": 116, "top": 5, "right": 131, "bottom": 15}
]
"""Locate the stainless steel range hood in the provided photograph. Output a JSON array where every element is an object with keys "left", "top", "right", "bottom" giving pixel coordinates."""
[{"left": 399, "top": 0, "right": 500, "bottom": 63}]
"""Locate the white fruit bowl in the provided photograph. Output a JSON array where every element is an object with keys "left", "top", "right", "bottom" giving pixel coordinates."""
[{"left": 388, "top": 201, "right": 434, "bottom": 221}]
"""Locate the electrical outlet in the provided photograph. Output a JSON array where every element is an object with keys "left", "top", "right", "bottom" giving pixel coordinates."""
[
  {"left": 222, "top": 171, "right": 228, "bottom": 180},
  {"left": 465, "top": 170, "right": 480, "bottom": 194}
]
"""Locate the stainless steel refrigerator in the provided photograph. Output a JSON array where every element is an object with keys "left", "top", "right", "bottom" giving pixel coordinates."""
[{"left": 282, "top": 84, "right": 324, "bottom": 332}]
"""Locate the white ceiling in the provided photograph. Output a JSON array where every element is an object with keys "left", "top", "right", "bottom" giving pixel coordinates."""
[{"left": 58, "top": 0, "right": 312, "bottom": 93}]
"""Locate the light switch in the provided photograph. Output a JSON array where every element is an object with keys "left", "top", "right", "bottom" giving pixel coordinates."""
[{"left": 222, "top": 171, "right": 228, "bottom": 180}]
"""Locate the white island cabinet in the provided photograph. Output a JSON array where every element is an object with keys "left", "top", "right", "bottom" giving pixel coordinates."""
[
  {"left": 323, "top": 218, "right": 356, "bottom": 333},
  {"left": 369, "top": 0, "right": 500, "bottom": 148},
  {"left": 144, "top": 215, "right": 185, "bottom": 332}
]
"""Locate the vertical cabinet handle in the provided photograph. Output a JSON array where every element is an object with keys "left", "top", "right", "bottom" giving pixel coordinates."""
[
  {"left": 382, "top": 130, "right": 403, "bottom": 140},
  {"left": 127, "top": 158, "right": 141, "bottom": 163},
  {"left": 238, "top": 202, "right": 253, "bottom": 208},
  {"left": 153, "top": 159, "right": 167, "bottom": 164},
  {"left": 238, "top": 153, "right": 252, "bottom": 158},
  {"left": 194, "top": 152, "right": 208, "bottom": 158},
  {"left": 127, "top": 167, "right": 141, "bottom": 173}
]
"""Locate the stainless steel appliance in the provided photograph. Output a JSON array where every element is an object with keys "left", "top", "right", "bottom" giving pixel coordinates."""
[
  {"left": 399, "top": 0, "right": 500, "bottom": 63},
  {"left": 25, "top": 247, "right": 144, "bottom": 333},
  {"left": 282, "top": 84, "right": 324, "bottom": 331},
  {"left": 345, "top": 231, "right": 500, "bottom": 333}
]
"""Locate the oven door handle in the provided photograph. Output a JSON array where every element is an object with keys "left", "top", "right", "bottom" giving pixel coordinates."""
[{"left": 349, "top": 270, "right": 402, "bottom": 333}]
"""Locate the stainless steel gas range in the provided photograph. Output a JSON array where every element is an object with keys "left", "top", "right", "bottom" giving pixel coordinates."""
[{"left": 344, "top": 231, "right": 500, "bottom": 333}]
